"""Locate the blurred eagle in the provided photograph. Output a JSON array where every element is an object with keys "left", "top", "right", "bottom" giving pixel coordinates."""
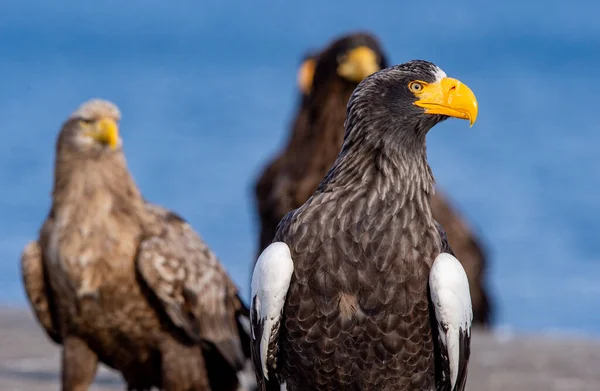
[
  {"left": 253, "top": 32, "right": 492, "bottom": 325},
  {"left": 21, "top": 99, "right": 253, "bottom": 391},
  {"left": 254, "top": 51, "right": 318, "bottom": 255}
]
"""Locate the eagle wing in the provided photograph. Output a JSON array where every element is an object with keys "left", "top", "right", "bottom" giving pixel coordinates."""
[
  {"left": 250, "top": 242, "right": 294, "bottom": 391},
  {"left": 136, "top": 204, "right": 247, "bottom": 371},
  {"left": 429, "top": 252, "right": 473, "bottom": 391},
  {"left": 21, "top": 240, "right": 61, "bottom": 344}
]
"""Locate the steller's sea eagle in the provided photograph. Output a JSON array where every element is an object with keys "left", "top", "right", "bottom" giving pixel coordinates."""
[{"left": 251, "top": 60, "right": 476, "bottom": 391}]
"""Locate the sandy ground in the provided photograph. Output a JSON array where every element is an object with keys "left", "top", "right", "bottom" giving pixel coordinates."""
[{"left": 1, "top": 307, "right": 599, "bottom": 391}]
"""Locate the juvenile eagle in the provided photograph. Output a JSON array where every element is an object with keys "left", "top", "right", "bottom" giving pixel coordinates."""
[
  {"left": 253, "top": 32, "right": 492, "bottom": 326},
  {"left": 251, "top": 61, "right": 476, "bottom": 390},
  {"left": 21, "top": 99, "right": 252, "bottom": 391}
]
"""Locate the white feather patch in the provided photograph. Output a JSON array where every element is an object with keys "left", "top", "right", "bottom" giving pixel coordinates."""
[
  {"left": 250, "top": 242, "right": 294, "bottom": 380},
  {"left": 433, "top": 66, "right": 447, "bottom": 82},
  {"left": 429, "top": 252, "right": 472, "bottom": 389}
]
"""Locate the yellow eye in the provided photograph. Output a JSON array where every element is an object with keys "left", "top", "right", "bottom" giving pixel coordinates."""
[{"left": 409, "top": 81, "right": 426, "bottom": 93}]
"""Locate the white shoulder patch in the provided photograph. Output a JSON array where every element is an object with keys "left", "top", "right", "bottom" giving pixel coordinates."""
[
  {"left": 250, "top": 242, "right": 294, "bottom": 380},
  {"left": 429, "top": 252, "right": 472, "bottom": 389}
]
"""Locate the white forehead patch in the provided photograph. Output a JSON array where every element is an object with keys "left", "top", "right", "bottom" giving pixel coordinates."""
[
  {"left": 69, "top": 99, "right": 121, "bottom": 121},
  {"left": 433, "top": 66, "right": 447, "bottom": 82}
]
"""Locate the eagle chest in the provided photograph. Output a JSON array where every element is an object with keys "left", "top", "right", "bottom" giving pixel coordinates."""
[
  {"left": 287, "top": 200, "right": 440, "bottom": 309},
  {"left": 46, "top": 209, "right": 142, "bottom": 310},
  {"left": 281, "top": 208, "right": 440, "bottom": 387}
]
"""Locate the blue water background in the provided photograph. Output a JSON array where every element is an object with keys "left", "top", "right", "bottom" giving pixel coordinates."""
[{"left": 0, "top": 1, "right": 598, "bottom": 335}]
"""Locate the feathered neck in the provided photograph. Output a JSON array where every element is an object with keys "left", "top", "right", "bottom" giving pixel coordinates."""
[
  {"left": 52, "top": 149, "right": 144, "bottom": 215},
  {"left": 317, "top": 112, "right": 436, "bottom": 220}
]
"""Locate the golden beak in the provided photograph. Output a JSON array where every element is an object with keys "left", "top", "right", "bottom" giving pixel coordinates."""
[
  {"left": 90, "top": 118, "right": 120, "bottom": 149},
  {"left": 414, "top": 77, "right": 478, "bottom": 126},
  {"left": 337, "top": 46, "right": 381, "bottom": 83},
  {"left": 297, "top": 58, "right": 316, "bottom": 95}
]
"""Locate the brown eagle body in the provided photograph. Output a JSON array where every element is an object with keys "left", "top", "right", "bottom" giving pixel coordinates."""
[
  {"left": 253, "top": 32, "right": 492, "bottom": 325},
  {"left": 21, "top": 100, "right": 251, "bottom": 391}
]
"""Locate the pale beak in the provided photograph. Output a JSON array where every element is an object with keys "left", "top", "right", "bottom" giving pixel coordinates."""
[
  {"left": 414, "top": 77, "right": 478, "bottom": 126},
  {"left": 89, "top": 117, "right": 120, "bottom": 149},
  {"left": 337, "top": 46, "right": 381, "bottom": 83},
  {"left": 297, "top": 58, "right": 316, "bottom": 95}
]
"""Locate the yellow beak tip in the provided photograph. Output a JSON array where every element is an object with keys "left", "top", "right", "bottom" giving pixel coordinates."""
[
  {"left": 337, "top": 46, "right": 380, "bottom": 82},
  {"left": 91, "top": 117, "right": 120, "bottom": 149}
]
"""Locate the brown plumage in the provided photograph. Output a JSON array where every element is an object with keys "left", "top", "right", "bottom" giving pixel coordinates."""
[
  {"left": 21, "top": 99, "right": 251, "bottom": 391},
  {"left": 253, "top": 32, "right": 492, "bottom": 326},
  {"left": 251, "top": 60, "right": 477, "bottom": 391}
]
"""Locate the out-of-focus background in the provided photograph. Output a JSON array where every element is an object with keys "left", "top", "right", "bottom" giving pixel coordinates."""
[{"left": 1, "top": 0, "right": 598, "bottom": 336}]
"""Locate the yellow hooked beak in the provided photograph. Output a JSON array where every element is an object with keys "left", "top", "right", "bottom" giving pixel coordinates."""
[
  {"left": 297, "top": 57, "right": 316, "bottom": 95},
  {"left": 414, "top": 77, "right": 478, "bottom": 126},
  {"left": 86, "top": 117, "right": 120, "bottom": 149},
  {"left": 337, "top": 46, "right": 381, "bottom": 83}
]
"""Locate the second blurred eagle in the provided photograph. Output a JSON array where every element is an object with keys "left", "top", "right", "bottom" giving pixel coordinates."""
[
  {"left": 22, "top": 100, "right": 254, "bottom": 391},
  {"left": 253, "top": 31, "right": 493, "bottom": 325}
]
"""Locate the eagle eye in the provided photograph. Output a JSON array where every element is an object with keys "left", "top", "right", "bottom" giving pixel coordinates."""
[
  {"left": 79, "top": 118, "right": 95, "bottom": 126},
  {"left": 409, "top": 81, "right": 426, "bottom": 93}
]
